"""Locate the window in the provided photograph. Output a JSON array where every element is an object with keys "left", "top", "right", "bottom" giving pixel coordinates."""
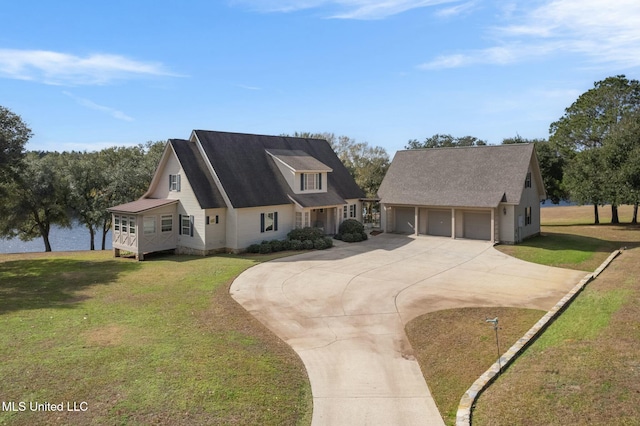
[
  {"left": 206, "top": 216, "right": 210, "bottom": 225},
  {"left": 129, "top": 217, "right": 136, "bottom": 234},
  {"left": 121, "top": 217, "right": 128, "bottom": 233},
  {"left": 161, "top": 215, "right": 173, "bottom": 232},
  {"left": 304, "top": 212, "right": 309, "bottom": 227},
  {"left": 114, "top": 215, "right": 120, "bottom": 231},
  {"left": 525, "top": 207, "right": 532, "bottom": 225},
  {"left": 215, "top": 215, "right": 219, "bottom": 224},
  {"left": 143, "top": 216, "right": 156, "bottom": 235},
  {"left": 343, "top": 205, "right": 348, "bottom": 219},
  {"left": 295, "top": 212, "right": 302, "bottom": 229},
  {"left": 260, "top": 212, "right": 278, "bottom": 233},
  {"left": 524, "top": 172, "right": 532, "bottom": 189},
  {"left": 169, "top": 174, "right": 181, "bottom": 192},
  {"left": 301, "top": 173, "right": 322, "bottom": 191},
  {"left": 181, "top": 215, "right": 192, "bottom": 236},
  {"left": 349, "top": 204, "right": 356, "bottom": 218}
]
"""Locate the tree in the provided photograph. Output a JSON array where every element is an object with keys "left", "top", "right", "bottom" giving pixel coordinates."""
[
  {"left": 0, "top": 106, "right": 31, "bottom": 180},
  {"left": 602, "top": 111, "right": 640, "bottom": 223},
  {"left": 502, "top": 136, "right": 568, "bottom": 204},
  {"left": 563, "top": 149, "right": 608, "bottom": 224},
  {"left": 288, "top": 132, "right": 389, "bottom": 198},
  {"left": 405, "top": 134, "right": 487, "bottom": 149},
  {"left": 0, "top": 152, "right": 71, "bottom": 251},
  {"left": 65, "top": 151, "right": 109, "bottom": 250},
  {"left": 549, "top": 75, "right": 640, "bottom": 223}
]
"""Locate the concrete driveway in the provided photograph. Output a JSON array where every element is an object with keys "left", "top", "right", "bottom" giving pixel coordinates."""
[{"left": 230, "top": 234, "right": 587, "bottom": 425}]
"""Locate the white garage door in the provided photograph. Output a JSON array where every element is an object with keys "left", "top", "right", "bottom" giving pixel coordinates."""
[
  {"left": 394, "top": 207, "right": 415, "bottom": 234},
  {"left": 463, "top": 211, "right": 491, "bottom": 240},
  {"left": 427, "top": 210, "right": 451, "bottom": 237}
]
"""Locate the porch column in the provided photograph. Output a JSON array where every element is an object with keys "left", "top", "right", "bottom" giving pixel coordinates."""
[
  {"left": 113, "top": 248, "right": 121, "bottom": 258},
  {"left": 451, "top": 208, "right": 455, "bottom": 239},
  {"left": 414, "top": 207, "right": 419, "bottom": 236},
  {"left": 491, "top": 208, "right": 495, "bottom": 243}
]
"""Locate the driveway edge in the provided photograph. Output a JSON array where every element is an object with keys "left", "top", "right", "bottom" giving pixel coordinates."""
[{"left": 455, "top": 249, "right": 622, "bottom": 426}]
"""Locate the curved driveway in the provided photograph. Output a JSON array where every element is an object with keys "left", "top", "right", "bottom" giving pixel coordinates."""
[{"left": 230, "top": 234, "right": 587, "bottom": 425}]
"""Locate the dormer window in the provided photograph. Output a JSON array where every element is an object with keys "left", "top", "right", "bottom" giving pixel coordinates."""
[
  {"left": 524, "top": 172, "right": 531, "bottom": 189},
  {"left": 301, "top": 173, "right": 322, "bottom": 191}
]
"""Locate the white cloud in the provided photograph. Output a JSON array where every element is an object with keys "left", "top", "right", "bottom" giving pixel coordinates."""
[
  {"left": 434, "top": 0, "right": 476, "bottom": 18},
  {"left": 420, "top": 0, "right": 640, "bottom": 69},
  {"left": 0, "top": 49, "right": 177, "bottom": 85},
  {"left": 231, "top": 0, "right": 461, "bottom": 19},
  {"left": 63, "top": 91, "right": 134, "bottom": 122}
]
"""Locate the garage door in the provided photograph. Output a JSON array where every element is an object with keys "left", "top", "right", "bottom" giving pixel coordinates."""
[
  {"left": 463, "top": 211, "right": 491, "bottom": 240},
  {"left": 427, "top": 210, "right": 451, "bottom": 237},
  {"left": 394, "top": 207, "right": 415, "bottom": 234}
]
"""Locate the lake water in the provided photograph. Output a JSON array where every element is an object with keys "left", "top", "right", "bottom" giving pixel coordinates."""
[{"left": 0, "top": 224, "right": 112, "bottom": 254}]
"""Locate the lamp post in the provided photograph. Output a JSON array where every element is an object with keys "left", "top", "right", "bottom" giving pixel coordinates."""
[{"left": 486, "top": 317, "right": 501, "bottom": 372}]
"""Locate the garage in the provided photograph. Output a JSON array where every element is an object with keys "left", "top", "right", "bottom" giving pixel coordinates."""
[
  {"left": 427, "top": 209, "right": 451, "bottom": 237},
  {"left": 463, "top": 211, "right": 491, "bottom": 240},
  {"left": 394, "top": 207, "right": 415, "bottom": 234}
]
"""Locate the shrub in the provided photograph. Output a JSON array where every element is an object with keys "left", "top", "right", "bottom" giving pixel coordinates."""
[
  {"left": 342, "top": 233, "right": 355, "bottom": 243},
  {"left": 323, "top": 237, "right": 333, "bottom": 248},
  {"left": 302, "top": 239, "right": 314, "bottom": 250},
  {"left": 289, "top": 240, "right": 302, "bottom": 251},
  {"left": 333, "top": 233, "right": 342, "bottom": 240},
  {"left": 259, "top": 242, "right": 272, "bottom": 254},
  {"left": 246, "top": 244, "right": 261, "bottom": 253},
  {"left": 281, "top": 239, "right": 292, "bottom": 251},
  {"left": 270, "top": 239, "right": 284, "bottom": 252},
  {"left": 313, "top": 238, "right": 327, "bottom": 250},
  {"left": 288, "top": 227, "right": 324, "bottom": 242},
  {"left": 360, "top": 232, "right": 368, "bottom": 241},
  {"left": 338, "top": 219, "right": 364, "bottom": 236}
]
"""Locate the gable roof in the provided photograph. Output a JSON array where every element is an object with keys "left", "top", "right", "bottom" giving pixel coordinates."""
[
  {"left": 377, "top": 143, "right": 543, "bottom": 208},
  {"left": 169, "top": 139, "right": 226, "bottom": 209},
  {"left": 192, "top": 130, "right": 365, "bottom": 208},
  {"left": 265, "top": 149, "right": 333, "bottom": 172}
]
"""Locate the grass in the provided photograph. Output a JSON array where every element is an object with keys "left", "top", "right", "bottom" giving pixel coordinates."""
[
  {"left": 406, "top": 205, "right": 640, "bottom": 425},
  {"left": 0, "top": 250, "right": 311, "bottom": 426}
]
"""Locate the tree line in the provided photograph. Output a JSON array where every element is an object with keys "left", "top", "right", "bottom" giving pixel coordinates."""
[{"left": 0, "top": 106, "right": 163, "bottom": 252}]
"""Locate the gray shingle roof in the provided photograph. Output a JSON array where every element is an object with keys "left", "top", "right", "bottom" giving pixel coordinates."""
[
  {"left": 169, "top": 139, "right": 226, "bottom": 209},
  {"left": 289, "top": 190, "right": 347, "bottom": 208},
  {"left": 378, "top": 144, "right": 538, "bottom": 208},
  {"left": 266, "top": 149, "right": 333, "bottom": 172},
  {"left": 194, "top": 130, "right": 365, "bottom": 208}
]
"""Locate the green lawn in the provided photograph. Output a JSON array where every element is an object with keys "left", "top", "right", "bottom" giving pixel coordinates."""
[{"left": 0, "top": 251, "right": 311, "bottom": 425}]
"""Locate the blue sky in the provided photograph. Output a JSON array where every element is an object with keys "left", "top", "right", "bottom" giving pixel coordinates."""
[{"left": 2, "top": 0, "right": 640, "bottom": 155}]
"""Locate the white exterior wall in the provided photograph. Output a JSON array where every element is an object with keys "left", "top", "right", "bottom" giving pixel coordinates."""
[
  {"left": 205, "top": 208, "right": 227, "bottom": 250},
  {"left": 138, "top": 205, "right": 178, "bottom": 254},
  {"left": 234, "top": 204, "right": 294, "bottom": 249},
  {"left": 519, "top": 165, "right": 543, "bottom": 241},
  {"left": 272, "top": 160, "right": 296, "bottom": 192},
  {"left": 499, "top": 204, "right": 516, "bottom": 244},
  {"left": 343, "top": 198, "right": 362, "bottom": 223}
]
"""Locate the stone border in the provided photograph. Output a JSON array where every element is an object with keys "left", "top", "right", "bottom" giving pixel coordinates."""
[{"left": 455, "top": 250, "right": 622, "bottom": 426}]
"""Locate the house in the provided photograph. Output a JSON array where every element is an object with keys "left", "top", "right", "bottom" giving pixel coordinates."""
[
  {"left": 108, "top": 130, "right": 365, "bottom": 259},
  {"left": 376, "top": 143, "right": 545, "bottom": 244}
]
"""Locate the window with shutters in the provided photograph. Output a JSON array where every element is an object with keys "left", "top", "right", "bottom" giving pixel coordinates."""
[
  {"left": 261, "top": 212, "right": 279, "bottom": 233},
  {"left": 169, "top": 174, "right": 181, "bottom": 192},
  {"left": 181, "top": 215, "right": 191, "bottom": 236},
  {"left": 301, "top": 173, "right": 322, "bottom": 191}
]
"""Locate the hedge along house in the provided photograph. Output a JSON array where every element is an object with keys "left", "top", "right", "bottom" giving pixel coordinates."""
[
  {"left": 108, "top": 130, "right": 365, "bottom": 260},
  {"left": 377, "top": 143, "right": 545, "bottom": 244}
]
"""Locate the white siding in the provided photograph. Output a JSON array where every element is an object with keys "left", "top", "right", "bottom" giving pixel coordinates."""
[
  {"left": 205, "top": 208, "right": 227, "bottom": 250},
  {"left": 499, "top": 204, "right": 516, "bottom": 244},
  {"left": 235, "top": 204, "right": 295, "bottom": 249},
  {"left": 519, "top": 164, "right": 543, "bottom": 240},
  {"left": 138, "top": 205, "right": 178, "bottom": 254}
]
